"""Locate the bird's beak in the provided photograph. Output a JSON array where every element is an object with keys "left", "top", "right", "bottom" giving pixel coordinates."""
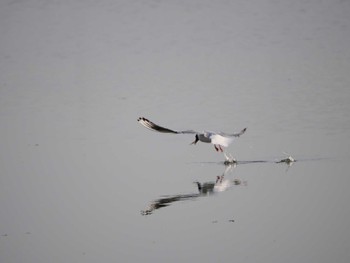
[{"left": 190, "top": 136, "right": 199, "bottom": 145}]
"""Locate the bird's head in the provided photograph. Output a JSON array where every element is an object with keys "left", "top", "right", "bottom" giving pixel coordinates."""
[{"left": 190, "top": 134, "right": 199, "bottom": 145}]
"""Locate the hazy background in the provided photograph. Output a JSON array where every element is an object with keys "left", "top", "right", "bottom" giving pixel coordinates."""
[{"left": 1, "top": 0, "right": 350, "bottom": 262}]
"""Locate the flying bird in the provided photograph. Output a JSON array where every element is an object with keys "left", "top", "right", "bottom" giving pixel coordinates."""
[{"left": 137, "top": 117, "right": 247, "bottom": 152}]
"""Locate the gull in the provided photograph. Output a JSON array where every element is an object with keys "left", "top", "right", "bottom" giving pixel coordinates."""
[{"left": 137, "top": 117, "right": 247, "bottom": 153}]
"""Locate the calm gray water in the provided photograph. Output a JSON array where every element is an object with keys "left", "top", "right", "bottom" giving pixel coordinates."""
[{"left": 1, "top": 0, "right": 350, "bottom": 262}]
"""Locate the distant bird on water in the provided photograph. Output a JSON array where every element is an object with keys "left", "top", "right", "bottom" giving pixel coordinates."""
[{"left": 137, "top": 117, "right": 247, "bottom": 152}]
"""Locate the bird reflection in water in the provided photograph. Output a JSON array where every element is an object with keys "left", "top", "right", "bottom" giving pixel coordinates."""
[{"left": 141, "top": 165, "right": 246, "bottom": 215}]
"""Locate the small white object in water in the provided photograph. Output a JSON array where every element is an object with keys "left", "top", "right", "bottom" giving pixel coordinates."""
[
  {"left": 286, "top": 156, "right": 295, "bottom": 163},
  {"left": 277, "top": 153, "right": 295, "bottom": 165}
]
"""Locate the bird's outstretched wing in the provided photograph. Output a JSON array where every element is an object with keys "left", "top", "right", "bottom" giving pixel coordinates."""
[
  {"left": 210, "top": 128, "right": 247, "bottom": 147},
  {"left": 219, "top": 127, "right": 247, "bottom": 138},
  {"left": 137, "top": 117, "right": 197, "bottom": 134}
]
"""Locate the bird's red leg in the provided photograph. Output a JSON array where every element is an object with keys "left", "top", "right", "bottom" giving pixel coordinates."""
[
  {"left": 214, "top": 145, "right": 219, "bottom": 152},
  {"left": 219, "top": 145, "right": 223, "bottom": 152}
]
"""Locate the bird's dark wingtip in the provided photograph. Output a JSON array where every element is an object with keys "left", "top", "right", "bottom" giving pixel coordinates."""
[
  {"left": 137, "top": 117, "right": 178, "bottom": 134},
  {"left": 234, "top": 127, "right": 247, "bottom": 137}
]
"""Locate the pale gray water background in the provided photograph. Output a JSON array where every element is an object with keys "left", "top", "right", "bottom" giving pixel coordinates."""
[{"left": 1, "top": 0, "right": 350, "bottom": 262}]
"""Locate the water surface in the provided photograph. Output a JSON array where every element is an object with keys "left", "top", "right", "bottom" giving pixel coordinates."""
[{"left": 1, "top": 0, "right": 350, "bottom": 262}]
